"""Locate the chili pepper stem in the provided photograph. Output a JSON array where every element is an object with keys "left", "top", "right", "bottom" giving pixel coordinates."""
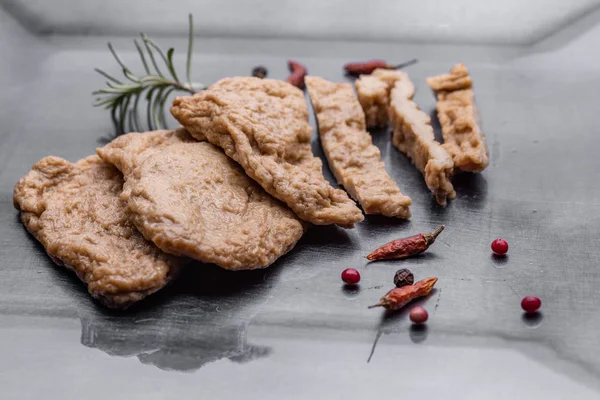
[
  {"left": 423, "top": 225, "right": 445, "bottom": 246},
  {"left": 368, "top": 302, "right": 384, "bottom": 309},
  {"left": 388, "top": 58, "right": 419, "bottom": 70}
]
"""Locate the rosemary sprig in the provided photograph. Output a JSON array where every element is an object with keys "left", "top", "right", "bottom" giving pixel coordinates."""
[{"left": 93, "top": 14, "right": 205, "bottom": 135}]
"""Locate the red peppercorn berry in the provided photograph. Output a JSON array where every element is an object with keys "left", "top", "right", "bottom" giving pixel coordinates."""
[
  {"left": 491, "top": 238, "right": 509, "bottom": 255},
  {"left": 521, "top": 296, "right": 541, "bottom": 313},
  {"left": 409, "top": 306, "right": 429, "bottom": 324},
  {"left": 341, "top": 268, "right": 360, "bottom": 285}
]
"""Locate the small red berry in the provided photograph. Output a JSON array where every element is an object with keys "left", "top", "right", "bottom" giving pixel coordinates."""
[
  {"left": 409, "top": 306, "right": 429, "bottom": 324},
  {"left": 491, "top": 238, "right": 509, "bottom": 255},
  {"left": 341, "top": 268, "right": 360, "bottom": 285},
  {"left": 521, "top": 296, "right": 541, "bottom": 313}
]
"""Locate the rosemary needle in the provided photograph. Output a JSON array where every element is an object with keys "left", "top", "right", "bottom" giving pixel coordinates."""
[{"left": 93, "top": 13, "right": 206, "bottom": 136}]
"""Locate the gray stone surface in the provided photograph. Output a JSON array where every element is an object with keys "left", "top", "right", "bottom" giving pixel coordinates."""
[{"left": 1, "top": 4, "right": 600, "bottom": 399}]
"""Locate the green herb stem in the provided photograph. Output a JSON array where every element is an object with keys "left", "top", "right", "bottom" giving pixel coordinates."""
[{"left": 92, "top": 14, "right": 204, "bottom": 135}]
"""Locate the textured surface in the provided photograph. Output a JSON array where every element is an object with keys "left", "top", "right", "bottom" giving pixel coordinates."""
[
  {"left": 97, "top": 129, "right": 305, "bottom": 270},
  {"left": 355, "top": 69, "right": 414, "bottom": 128},
  {"left": 13, "top": 155, "right": 180, "bottom": 308},
  {"left": 427, "top": 64, "right": 490, "bottom": 172},
  {"left": 389, "top": 77, "right": 456, "bottom": 206},
  {"left": 354, "top": 75, "right": 389, "bottom": 128},
  {"left": 172, "top": 77, "right": 364, "bottom": 227},
  {"left": 2, "top": 5, "right": 600, "bottom": 398},
  {"left": 306, "top": 76, "right": 411, "bottom": 218}
]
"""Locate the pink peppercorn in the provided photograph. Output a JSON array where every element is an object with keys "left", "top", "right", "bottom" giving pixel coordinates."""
[
  {"left": 491, "top": 238, "right": 509, "bottom": 255},
  {"left": 341, "top": 268, "right": 360, "bottom": 285},
  {"left": 409, "top": 306, "right": 429, "bottom": 324},
  {"left": 521, "top": 296, "right": 542, "bottom": 313}
]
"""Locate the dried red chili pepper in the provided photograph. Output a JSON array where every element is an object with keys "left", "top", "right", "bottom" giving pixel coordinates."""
[
  {"left": 368, "top": 277, "right": 438, "bottom": 311},
  {"left": 344, "top": 58, "right": 418, "bottom": 76},
  {"left": 366, "top": 226, "right": 444, "bottom": 261},
  {"left": 286, "top": 60, "right": 307, "bottom": 89}
]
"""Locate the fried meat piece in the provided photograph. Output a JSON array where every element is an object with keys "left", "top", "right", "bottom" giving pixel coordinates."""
[
  {"left": 355, "top": 69, "right": 415, "bottom": 128},
  {"left": 306, "top": 76, "right": 411, "bottom": 219},
  {"left": 426, "top": 63, "right": 489, "bottom": 172},
  {"left": 97, "top": 129, "right": 305, "bottom": 270},
  {"left": 389, "top": 78, "right": 456, "bottom": 206},
  {"left": 13, "top": 155, "right": 181, "bottom": 308},
  {"left": 171, "top": 77, "right": 364, "bottom": 228}
]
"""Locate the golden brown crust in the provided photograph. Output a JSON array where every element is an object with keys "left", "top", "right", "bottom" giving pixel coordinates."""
[
  {"left": 171, "top": 77, "right": 364, "bottom": 228},
  {"left": 355, "top": 76, "right": 389, "bottom": 128},
  {"left": 355, "top": 69, "right": 415, "bottom": 128},
  {"left": 425, "top": 63, "right": 472, "bottom": 92},
  {"left": 388, "top": 77, "right": 456, "bottom": 206},
  {"left": 13, "top": 155, "right": 181, "bottom": 308},
  {"left": 97, "top": 129, "right": 305, "bottom": 270},
  {"left": 426, "top": 64, "right": 489, "bottom": 172},
  {"left": 306, "top": 76, "right": 411, "bottom": 219}
]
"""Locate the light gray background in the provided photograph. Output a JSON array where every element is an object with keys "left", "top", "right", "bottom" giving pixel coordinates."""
[{"left": 2, "top": 0, "right": 599, "bottom": 45}]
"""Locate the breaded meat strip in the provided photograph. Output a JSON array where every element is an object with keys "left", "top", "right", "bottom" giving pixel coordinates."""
[
  {"left": 355, "top": 69, "right": 415, "bottom": 128},
  {"left": 426, "top": 63, "right": 489, "bottom": 172},
  {"left": 389, "top": 77, "right": 456, "bottom": 206},
  {"left": 306, "top": 76, "right": 411, "bottom": 219}
]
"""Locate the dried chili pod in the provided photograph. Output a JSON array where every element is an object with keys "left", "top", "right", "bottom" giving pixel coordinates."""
[
  {"left": 368, "top": 277, "right": 438, "bottom": 311},
  {"left": 344, "top": 58, "right": 418, "bottom": 76},
  {"left": 366, "top": 226, "right": 444, "bottom": 261},
  {"left": 394, "top": 268, "right": 414, "bottom": 288},
  {"left": 286, "top": 60, "right": 307, "bottom": 89}
]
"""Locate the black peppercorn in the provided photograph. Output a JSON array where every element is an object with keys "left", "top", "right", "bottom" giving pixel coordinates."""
[
  {"left": 393, "top": 268, "right": 414, "bottom": 288},
  {"left": 251, "top": 66, "right": 268, "bottom": 79}
]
